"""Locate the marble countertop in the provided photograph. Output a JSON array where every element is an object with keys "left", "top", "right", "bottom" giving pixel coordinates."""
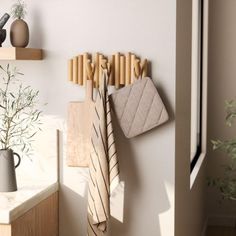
[
  {"left": 0, "top": 180, "right": 59, "bottom": 224},
  {"left": 0, "top": 119, "right": 60, "bottom": 224}
]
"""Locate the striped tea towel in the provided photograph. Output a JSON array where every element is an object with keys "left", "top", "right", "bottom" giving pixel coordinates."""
[{"left": 87, "top": 70, "right": 120, "bottom": 236}]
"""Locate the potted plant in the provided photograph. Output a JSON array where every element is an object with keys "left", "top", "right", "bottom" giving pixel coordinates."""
[
  {"left": 208, "top": 100, "right": 236, "bottom": 201},
  {"left": 10, "top": 0, "right": 29, "bottom": 48},
  {"left": 0, "top": 65, "right": 42, "bottom": 192}
]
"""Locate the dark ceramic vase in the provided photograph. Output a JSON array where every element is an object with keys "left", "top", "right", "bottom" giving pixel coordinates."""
[
  {"left": 0, "top": 29, "right": 6, "bottom": 47},
  {"left": 10, "top": 19, "right": 29, "bottom": 48},
  {"left": 0, "top": 149, "right": 21, "bottom": 192}
]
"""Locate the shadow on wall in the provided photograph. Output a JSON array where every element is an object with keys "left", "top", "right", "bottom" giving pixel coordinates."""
[
  {"left": 107, "top": 116, "right": 171, "bottom": 236},
  {"left": 147, "top": 62, "right": 175, "bottom": 124},
  {"left": 59, "top": 184, "right": 88, "bottom": 236},
  {"left": 58, "top": 111, "right": 172, "bottom": 236}
]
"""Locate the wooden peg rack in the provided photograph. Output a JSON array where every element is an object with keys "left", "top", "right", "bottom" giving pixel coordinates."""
[{"left": 68, "top": 52, "right": 149, "bottom": 89}]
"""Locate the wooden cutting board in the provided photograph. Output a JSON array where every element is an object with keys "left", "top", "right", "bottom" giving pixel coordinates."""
[{"left": 67, "top": 80, "right": 95, "bottom": 167}]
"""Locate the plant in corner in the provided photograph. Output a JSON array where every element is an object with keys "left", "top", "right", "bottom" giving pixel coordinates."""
[
  {"left": 10, "top": 0, "right": 29, "bottom": 48},
  {"left": 0, "top": 65, "right": 42, "bottom": 192},
  {"left": 208, "top": 100, "right": 236, "bottom": 201}
]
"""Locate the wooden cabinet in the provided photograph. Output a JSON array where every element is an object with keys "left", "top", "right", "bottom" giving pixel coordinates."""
[
  {"left": 0, "top": 192, "right": 58, "bottom": 236},
  {"left": 12, "top": 208, "right": 35, "bottom": 236}
]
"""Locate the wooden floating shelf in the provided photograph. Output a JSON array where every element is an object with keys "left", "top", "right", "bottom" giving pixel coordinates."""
[{"left": 0, "top": 47, "right": 43, "bottom": 60}]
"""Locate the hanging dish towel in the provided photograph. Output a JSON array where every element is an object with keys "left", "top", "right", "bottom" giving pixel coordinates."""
[{"left": 87, "top": 69, "right": 120, "bottom": 236}]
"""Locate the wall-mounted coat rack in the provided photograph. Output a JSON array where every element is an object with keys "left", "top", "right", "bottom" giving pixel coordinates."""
[{"left": 68, "top": 52, "right": 149, "bottom": 89}]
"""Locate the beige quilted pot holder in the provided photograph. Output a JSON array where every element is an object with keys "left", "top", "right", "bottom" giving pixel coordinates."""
[{"left": 110, "top": 77, "right": 169, "bottom": 138}]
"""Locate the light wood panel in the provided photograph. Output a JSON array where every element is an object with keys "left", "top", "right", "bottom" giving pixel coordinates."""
[
  {"left": 12, "top": 208, "right": 35, "bottom": 236},
  {"left": 35, "top": 192, "right": 59, "bottom": 236},
  {"left": 67, "top": 79, "right": 95, "bottom": 167},
  {"left": 0, "top": 192, "right": 58, "bottom": 236},
  {"left": 0, "top": 225, "right": 11, "bottom": 236},
  {"left": 206, "top": 226, "right": 236, "bottom": 236},
  {"left": 0, "top": 47, "right": 43, "bottom": 60}
]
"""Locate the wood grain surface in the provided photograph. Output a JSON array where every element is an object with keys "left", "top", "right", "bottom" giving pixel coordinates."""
[
  {"left": 0, "top": 225, "right": 11, "bottom": 236},
  {"left": 0, "top": 192, "right": 58, "bottom": 236},
  {"left": 68, "top": 52, "right": 149, "bottom": 88},
  {"left": 67, "top": 79, "right": 94, "bottom": 167},
  {"left": 35, "top": 193, "right": 58, "bottom": 236}
]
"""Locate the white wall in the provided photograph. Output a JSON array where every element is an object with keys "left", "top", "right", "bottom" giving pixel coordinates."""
[{"left": 0, "top": 0, "right": 176, "bottom": 235}]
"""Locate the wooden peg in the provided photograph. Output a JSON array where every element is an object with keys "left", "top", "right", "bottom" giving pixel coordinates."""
[
  {"left": 83, "top": 53, "right": 89, "bottom": 84},
  {"left": 68, "top": 59, "right": 73, "bottom": 82},
  {"left": 99, "top": 54, "right": 104, "bottom": 87},
  {"left": 115, "top": 52, "right": 120, "bottom": 89},
  {"left": 131, "top": 54, "right": 136, "bottom": 83},
  {"left": 78, "top": 55, "right": 83, "bottom": 85},
  {"left": 125, "top": 52, "right": 131, "bottom": 85},
  {"left": 107, "top": 62, "right": 112, "bottom": 78},
  {"left": 68, "top": 53, "right": 150, "bottom": 88},
  {"left": 101, "top": 59, "right": 111, "bottom": 78},
  {"left": 141, "top": 59, "right": 148, "bottom": 78},
  {"left": 101, "top": 58, "right": 110, "bottom": 83},
  {"left": 101, "top": 58, "right": 108, "bottom": 69},
  {"left": 73, "top": 56, "right": 78, "bottom": 84},
  {"left": 94, "top": 53, "right": 100, "bottom": 88},
  {"left": 86, "top": 59, "right": 95, "bottom": 81},
  {"left": 108, "top": 55, "right": 115, "bottom": 86},
  {"left": 120, "top": 55, "right": 125, "bottom": 85},
  {"left": 134, "top": 58, "right": 141, "bottom": 79}
]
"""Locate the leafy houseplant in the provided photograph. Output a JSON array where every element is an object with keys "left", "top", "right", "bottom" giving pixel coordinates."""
[
  {"left": 11, "top": 0, "right": 27, "bottom": 20},
  {"left": 0, "top": 65, "right": 42, "bottom": 153},
  {"left": 10, "top": 0, "right": 29, "bottom": 48},
  {"left": 209, "top": 100, "right": 236, "bottom": 201},
  {"left": 0, "top": 65, "right": 42, "bottom": 192}
]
